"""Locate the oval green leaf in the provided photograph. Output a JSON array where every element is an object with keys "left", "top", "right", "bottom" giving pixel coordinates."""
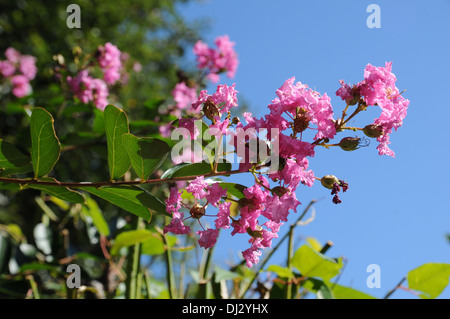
[
  {"left": 80, "top": 185, "right": 168, "bottom": 221},
  {"left": 407, "top": 263, "right": 450, "bottom": 299},
  {"left": 161, "top": 162, "right": 232, "bottom": 179},
  {"left": 292, "top": 245, "right": 343, "bottom": 281},
  {"left": 30, "top": 108, "right": 61, "bottom": 178},
  {"left": 123, "top": 134, "right": 170, "bottom": 181},
  {"left": 0, "top": 139, "right": 31, "bottom": 170},
  {"left": 111, "top": 229, "right": 154, "bottom": 255},
  {"left": 104, "top": 105, "right": 131, "bottom": 180}
]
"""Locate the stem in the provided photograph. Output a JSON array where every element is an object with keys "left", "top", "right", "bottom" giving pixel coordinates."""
[
  {"left": 125, "top": 217, "right": 143, "bottom": 299},
  {"left": 0, "top": 168, "right": 252, "bottom": 189},
  {"left": 286, "top": 225, "right": 295, "bottom": 299},
  {"left": 162, "top": 230, "right": 176, "bottom": 299},
  {"left": 26, "top": 275, "right": 40, "bottom": 299},
  {"left": 213, "top": 135, "right": 224, "bottom": 173},
  {"left": 383, "top": 277, "right": 406, "bottom": 299},
  {"left": 239, "top": 200, "right": 316, "bottom": 298}
]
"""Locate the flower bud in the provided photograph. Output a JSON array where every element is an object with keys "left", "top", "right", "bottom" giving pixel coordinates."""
[
  {"left": 363, "top": 124, "right": 384, "bottom": 138},
  {"left": 293, "top": 108, "right": 311, "bottom": 134},
  {"left": 246, "top": 226, "right": 263, "bottom": 238},
  {"left": 189, "top": 204, "right": 205, "bottom": 219},
  {"left": 271, "top": 186, "right": 290, "bottom": 197},
  {"left": 321, "top": 175, "right": 339, "bottom": 189},
  {"left": 339, "top": 137, "right": 361, "bottom": 151},
  {"left": 202, "top": 99, "right": 220, "bottom": 121}
]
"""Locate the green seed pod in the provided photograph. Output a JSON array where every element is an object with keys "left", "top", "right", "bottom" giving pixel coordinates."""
[
  {"left": 339, "top": 137, "right": 361, "bottom": 151},
  {"left": 321, "top": 175, "right": 339, "bottom": 189},
  {"left": 363, "top": 124, "right": 384, "bottom": 138}
]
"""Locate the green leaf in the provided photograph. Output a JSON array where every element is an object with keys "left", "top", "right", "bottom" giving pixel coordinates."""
[
  {"left": 104, "top": 105, "right": 131, "bottom": 180},
  {"left": 81, "top": 185, "right": 167, "bottom": 221},
  {"left": 218, "top": 182, "right": 246, "bottom": 199},
  {"left": 30, "top": 108, "right": 61, "bottom": 178},
  {"left": 267, "top": 265, "right": 294, "bottom": 279},
  {"left": 141, "top": 233, "right": 177, "bottom": 256},
  {"left": 407, "top": 263, "right": 450, "bottom": 299},
  {"left": 141, "top": 235, "right": 165, "bottom": 256},
  {"left": 111, "top": 229, "right": 154, "bottom": 255},
  {"left": 303, "top": 278, "right": 335, "bottom": 299},
  {"left": 123, "top": 134, "right": 170, "bottom": 180},
  {"left": 161, "top": 162, "right": 232, "bottom": 179},
  {"left": 329, "top": 283, "right": 377, "bottom": 299},
  {"left": 306, "top": 237, "right": 322, "bottom": 252},
  {"left": 291, "top": 245, "right": 343, "bottom": 281},
  {"left": 0, "top": 139, "right": 31, "bottom": 170},
  {"left": 213, "top": 266, "right": 239, "bottom": 283},
  {"left": 29, "top": 180, "right": 84, "bottom": 204},
  {"left": 81, "top": 196, "right": 110, "bottom": 236}
]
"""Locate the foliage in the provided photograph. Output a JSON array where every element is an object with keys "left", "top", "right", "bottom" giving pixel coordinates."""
[{"left": 0, "top": 1, "right": 449, "bottom": 301}]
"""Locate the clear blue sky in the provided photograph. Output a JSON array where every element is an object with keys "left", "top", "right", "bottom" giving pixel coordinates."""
[{"left": 178, "top": 0, "right": 450, "bottom": 298}]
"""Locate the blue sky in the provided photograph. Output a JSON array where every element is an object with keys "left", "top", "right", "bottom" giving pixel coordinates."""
[{"left": 178, "top": 0, "right": 450, "bottom": 298}]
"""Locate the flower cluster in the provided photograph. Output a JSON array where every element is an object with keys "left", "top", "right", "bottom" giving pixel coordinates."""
[
  {"left": 66, "top": 42, "right": 127, "bottom": 110},
  {"left": 97, "top": 42, "right": 123, "bottom": 85},
  {"left": 67, "top": 70, "right": 109, "bottom": 111},
  {"left": 336, "top": 62, "right": 409, "bottom": 157},
  {"left": 164, "top": 35, "right": 408, "bottom": 267},
  {"left": 193, "top": 35, "right": 239, "bottom": 83},
  {"left": 0, "top": 48, "right": 37, "bottom": 98}
]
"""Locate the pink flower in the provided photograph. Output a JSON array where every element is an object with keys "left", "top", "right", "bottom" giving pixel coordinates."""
[
  {"left": 215, "top": 202, "right": 231, "bottom": 229},
  {"left": 159, "top": 123, "right": 172, "bottom": 138},
  {"left": 196, "top": 228, "right": 219, "bottom": 249},
  {"left": 0, "top": 60, "right": 15, "bottom": 77},
  {"left": 163, "top": 188, "right": 191, "bottom": 235},
  {"left": 193, "top": 35, "right": 239, "bottom": 83},
  {"left": 242, "top": 246, "right": 262, "bottom": 268},
  {"left": 163, "top": 211, "right": 191, "bottom": 235},
  {"left": 185, "top": 176, "right": 209, "bottom": 200},
  {"left": 172, "top": 82, "right": 198, "bottom": 112},
  {"left": 10, "top": 75, "right": 32, "bottom": 98},
  {"left": 178, "top": 117, "right": 200, "bottom": 140},
  {"left": 359, "top": 62, "right": 409, "bottom": 157},
  {"left": 263, "top": 192, "right": 300, "bottom": 223},
  {"left": 90, "top": 78, "right": 109, "bottom": 110},
  {"left": 165, "top": 188, "right": 182, "bottom": 214},
  {"left": 67, "top": 70, "right": 109, "bottom": 110},
  {"left": 270, "top": 77, "right": 336, "bottom": 140},
  {"left": 97, "top": 42, "right": 122, "bottom": 85},
  {"left": 192, "top": 83, "right": 238, "bottom": 115},
  {"left": 5, "top": 48, "right": 21, "bottom": 63},
  {"left": 19, "top": 55, "right": 37, "bottom": 80},
  {"left": 205, "top": 183, "right": 227, "bottom": 207},
  {"left": 271, "top": 158, "right": 315, "bottom": 189}
]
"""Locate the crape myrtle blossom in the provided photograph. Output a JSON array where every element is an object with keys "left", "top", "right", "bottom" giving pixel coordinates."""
[
  {"left": 67, "top": 43, "right": 128, "bottom": 110},
  {"left": 171, "top": 82, "right": 198, "bottom": 117},
  {"left": 67, "top": 70, "right": 109, "bottom": 110},
  {"left": 164, "top": 62, "right": 408, "bottom": 267},
  {"left": 0, "top": 47, "right": 37, "bottom": 98},
  {"left": 97, "top": 42, "right": 123, "bottom": 85},
  {"left": 193, "top": 35, "right": 239, "bottom": 83},
  {"left": 335, "top": 62, "right": 409, "bottom": 157}
]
